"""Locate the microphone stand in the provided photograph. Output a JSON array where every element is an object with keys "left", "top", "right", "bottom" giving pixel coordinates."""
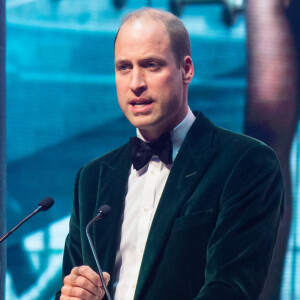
[
  {"left": 0, "top": 206, "right": 43, "bottom": 243},
  {"left": 86, "top": 211, "right": 112, "bottom": 300}
]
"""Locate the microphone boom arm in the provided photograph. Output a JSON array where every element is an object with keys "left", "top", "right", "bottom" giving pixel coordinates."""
[
  {"left": 86, "top": 212, "right": 112, "bottom": 300},
  {"left": 0, "top": 205, "right": 43, "bottom": 243}
]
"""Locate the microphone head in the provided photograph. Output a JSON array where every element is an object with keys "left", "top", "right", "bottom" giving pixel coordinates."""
[
  {"left": 97, "top": 205, "right": 111, "bottom": 218},
  {"left": 38, "top": 197, "right": 54, "bottom": 211}
]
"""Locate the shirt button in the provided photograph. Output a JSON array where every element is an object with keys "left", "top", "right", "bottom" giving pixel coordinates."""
[
  {"left": 144, "top": 206, "right": 149, "bottom": 212},
  {"left": 150, "top": 169, "right": 155, "bottom": 175},
  {"left": 132, "top": 283, "right": 136, "bottom": 289}
]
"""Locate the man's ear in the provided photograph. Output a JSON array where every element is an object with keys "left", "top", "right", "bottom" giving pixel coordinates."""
[{"left": 182, "top": 56, "right": 194, "bottom": 85}]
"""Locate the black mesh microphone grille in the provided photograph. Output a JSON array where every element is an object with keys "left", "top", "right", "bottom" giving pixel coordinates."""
[
  {"left": 38, "top": 197, "right": 54, "bottom": 211},
  {"left": 98, "top": 205, "right": 111, "bottom": 217}
]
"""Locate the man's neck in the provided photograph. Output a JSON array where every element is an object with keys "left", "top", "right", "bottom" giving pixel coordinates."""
[
  {"left": 137, "top": 108, "right": 190, "bottom": 142},
  {"left": 137, "top": 107, "right": 196, "bottom": 160}
]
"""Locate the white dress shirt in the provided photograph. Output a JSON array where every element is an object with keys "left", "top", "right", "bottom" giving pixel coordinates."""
[{"left": 113, "top": 108, "right": 196, "bottom": 300}]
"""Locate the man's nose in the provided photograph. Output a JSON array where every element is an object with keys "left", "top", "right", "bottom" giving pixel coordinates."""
[{"left": 129, "top": 69, "right": 147, "bottom": 96}]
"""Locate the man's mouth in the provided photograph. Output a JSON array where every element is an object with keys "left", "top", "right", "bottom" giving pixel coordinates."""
[
  {"left": 130, "top": 99, "right": 153, "bottom": 107},
  {"left": 133, "top": 103, "right": 148, "bottom": 108},
  {"left": 129, "top": 98, "right": 154, "bottom": 113}
]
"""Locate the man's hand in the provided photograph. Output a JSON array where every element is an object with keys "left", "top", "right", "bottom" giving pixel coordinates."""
[{"left": 60, "top": 265, "right": 110, "bottom": 300}]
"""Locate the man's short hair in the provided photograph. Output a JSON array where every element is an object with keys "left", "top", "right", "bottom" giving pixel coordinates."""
[{"left": 114, "top": 8, "right": 191, "bottom": 68}]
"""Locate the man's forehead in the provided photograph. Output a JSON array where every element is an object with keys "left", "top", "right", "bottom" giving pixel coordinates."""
[
  {"left": 115, "top": 18, "right": 170, "bottom": 52},
  {"left": 119, "top": 17, "right": 166, "bottom": 34}
]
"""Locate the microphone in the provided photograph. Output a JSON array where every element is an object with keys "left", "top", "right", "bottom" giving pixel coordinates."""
[
  {"left": 0, "top": 197, "right": 54, "bottom": 243},
  {"left": 37, "top": 197, "right": 54, "bottom": 211},
  {"left": 86, "top": 205, "right": 112, "bottom": 300}
]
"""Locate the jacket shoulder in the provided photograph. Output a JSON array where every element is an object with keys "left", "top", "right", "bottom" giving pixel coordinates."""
[
  {"left": 79, "top": 142, "right": 131, "bottom": 177},
  {"left": 213, "top": 125, "right": 275, "bottom": 156}
]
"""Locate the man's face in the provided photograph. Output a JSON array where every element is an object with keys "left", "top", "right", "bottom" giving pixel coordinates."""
[{"left": 114, "top": 18, "right": 191, "bottom": 140}]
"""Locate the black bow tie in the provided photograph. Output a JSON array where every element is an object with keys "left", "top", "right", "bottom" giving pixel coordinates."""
[{"left": 130, "top": 132, "right": 173, "bottom": 170}]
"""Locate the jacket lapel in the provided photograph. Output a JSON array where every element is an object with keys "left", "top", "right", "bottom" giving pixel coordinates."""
[
  {"left": 134, "top": 112, "right": 217, "bottom": 300},
  {"left": 92, "top": 144, "right": 132, "bottom": 289}
]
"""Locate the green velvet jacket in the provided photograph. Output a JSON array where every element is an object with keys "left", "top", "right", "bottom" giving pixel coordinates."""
[{"left": 55, "top": 112, "right": 284, "bottom": 300}]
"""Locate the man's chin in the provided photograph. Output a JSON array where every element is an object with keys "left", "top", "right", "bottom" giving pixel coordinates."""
[{"left": 127, "top": 117, "right": 154, "bottom": 130}]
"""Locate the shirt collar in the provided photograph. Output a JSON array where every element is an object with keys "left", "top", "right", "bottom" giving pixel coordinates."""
[{"left": 136, "top": 107, "right": 196, "bottom": 161}]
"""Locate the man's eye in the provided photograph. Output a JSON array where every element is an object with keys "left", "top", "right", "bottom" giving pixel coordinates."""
[
  {"left": 146, "top": 62, "right": 160, "bottom": 70},
  {"left": 117, "top": 64, "right": 131, "bottom": 72},
  {"left": 119, "top": 65, "right": 128, "bottom": 70}
]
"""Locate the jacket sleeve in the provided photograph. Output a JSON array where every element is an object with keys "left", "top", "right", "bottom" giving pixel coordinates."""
[
  {"left": 54, "top": 168, "right": 84, "bottom": 300},
  {"left": 196, "top": 144, "right": 284, "bottom": 300}
]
